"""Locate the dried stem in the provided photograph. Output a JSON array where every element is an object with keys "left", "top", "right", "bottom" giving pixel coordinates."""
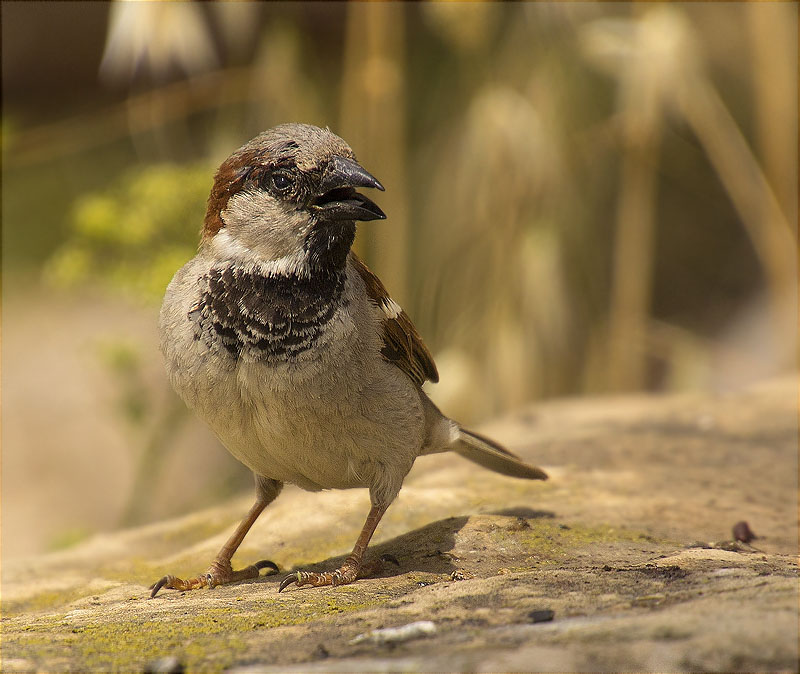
[{"left": 339, "top": 3, "right": 409, "bottom": 303}]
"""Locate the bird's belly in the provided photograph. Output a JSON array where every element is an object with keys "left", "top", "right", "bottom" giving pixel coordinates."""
[{"left": 193, "top": 347, "right": 424, "bottom": 494}]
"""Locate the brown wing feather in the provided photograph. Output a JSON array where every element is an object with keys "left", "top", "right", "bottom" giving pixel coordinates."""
[{"left": 350, "top": 253, "right": 439, "bottom": 387}]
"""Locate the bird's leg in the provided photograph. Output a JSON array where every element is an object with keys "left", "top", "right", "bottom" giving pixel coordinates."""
[
  {"left": 149, "top": 500, "right": 275, "bottom": 597},
  {"left": 150, "top": 477, "right": 282, "bottom": 598},
  {"left": 279, "top": 503, "right": 391, "bottom": 592}
]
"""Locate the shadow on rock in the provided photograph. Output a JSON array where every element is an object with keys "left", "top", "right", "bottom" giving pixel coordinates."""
[
  {"left": 489, "top": 507, "right": 555, "bottom": 520},
  {"left": 262, "top": 516, "right": 472, "bottom": 586}
]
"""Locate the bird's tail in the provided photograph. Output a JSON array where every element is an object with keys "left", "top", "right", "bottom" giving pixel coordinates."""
[{"left": 454, "top": 426, "right": 548, "bottom": 481}]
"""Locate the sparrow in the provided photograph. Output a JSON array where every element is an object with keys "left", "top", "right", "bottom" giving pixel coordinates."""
[{"left": 151, "top": 123, "right": 547, "bottom": 597}]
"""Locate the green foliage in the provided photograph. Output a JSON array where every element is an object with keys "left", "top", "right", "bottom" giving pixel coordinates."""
[
  {"left": 47, "top": 527, "right": 92, "bottom": 552},
  {"left": 45, "top": 164, "right": 210, "bottom": 304},
  {"left": 98, "top": 340, "right": 150, "bottom": 427}
]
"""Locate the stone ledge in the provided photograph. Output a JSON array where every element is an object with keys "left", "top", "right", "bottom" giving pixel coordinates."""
[{"left": 2, "top": 378, "right": 797, "bottom": 672}]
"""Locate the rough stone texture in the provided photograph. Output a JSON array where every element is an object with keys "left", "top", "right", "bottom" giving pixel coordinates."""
[{"left": 2, "top": 378, "right": 797, "bottom": 673}]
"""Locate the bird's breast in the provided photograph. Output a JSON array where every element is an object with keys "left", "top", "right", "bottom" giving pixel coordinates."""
[
  {"left": 189, "top": 264, "right": 349, "bottom": 364},
  {"left": 160, "top": 257, "right": 423, "bottom": 496}
]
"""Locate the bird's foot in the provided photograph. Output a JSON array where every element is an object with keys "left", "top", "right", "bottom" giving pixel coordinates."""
[
  {"left": 278, "top": 554, "right": 399, "bottom": 592},
  {"left": 149, "top": 558, "right": 278, "bottom": 598}
]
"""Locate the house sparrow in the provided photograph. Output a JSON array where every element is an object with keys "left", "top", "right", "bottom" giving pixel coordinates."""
[{"left": 151, "top": 123, "right": 547, "bottom": 597}]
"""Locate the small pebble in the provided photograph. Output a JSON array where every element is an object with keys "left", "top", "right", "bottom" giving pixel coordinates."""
[
  {"left": 733, "top": 521, "right": 757, "bottom": 544},
  {"left": 450, "top": 570, "right": 474, "bottom": 581},
  {"left": 349, "top": 620, "right": 437, "bottom": 645},
  {"left": 528, "top": 609, "right": 555, "bottom": 623},
  {"left": 143, "top": 656, "right": 184, "bottom": 674},
  {"left": 506, "top": 517, "right": 531, "bottom": 531}
]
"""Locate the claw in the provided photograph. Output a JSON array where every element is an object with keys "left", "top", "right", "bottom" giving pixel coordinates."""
[
  {"left": 149, "top": 576, "right": 170, "bottom": 598},
  {"left": 255, "top": 559, "right": 279, "bottom": 574},
  {"left": 278, "top": 572, "right": 302, "bottom": 593},
  {"left": 149, "top": 574, "right": 202, "bottom": 599}
]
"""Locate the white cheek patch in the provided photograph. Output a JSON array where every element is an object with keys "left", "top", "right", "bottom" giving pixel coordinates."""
[
  {"left": 209, "top": 229, "right": 312, "bottom": 279},
  {"left": 380, "top": 297, "right": 402, "bottom": 320},
  {"left": 208, "top": 228, "right": 253, "bottom": 259},
  {"left": 221, "top": 189, "right": 312, "bottom": 261}
]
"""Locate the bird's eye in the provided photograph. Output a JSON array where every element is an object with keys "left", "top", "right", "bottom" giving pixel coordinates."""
[{"left": 271, "top": 172, "right": 293, "bottom": 193}]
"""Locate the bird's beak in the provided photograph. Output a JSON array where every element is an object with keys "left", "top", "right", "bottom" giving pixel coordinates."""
[{"left": 310, "top": 156, "right": 386, "bottom": 222}]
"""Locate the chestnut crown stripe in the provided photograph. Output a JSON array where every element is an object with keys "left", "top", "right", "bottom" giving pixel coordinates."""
[{"left": 202, "top": 147, "right": 263, "bottom": 240}]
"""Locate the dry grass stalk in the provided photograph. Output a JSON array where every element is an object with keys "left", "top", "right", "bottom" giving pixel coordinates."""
[{"left": 339, "top": 3, "right": 409, "bottom": 303}]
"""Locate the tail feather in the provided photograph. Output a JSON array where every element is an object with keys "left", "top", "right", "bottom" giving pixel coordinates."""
[{"left": 455, "top": 427, "right": 548, "bottom": 481}]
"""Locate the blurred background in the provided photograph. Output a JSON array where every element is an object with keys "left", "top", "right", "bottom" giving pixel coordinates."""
[{"left": 2, "top": 2, "right": 796, "bottom": 558}]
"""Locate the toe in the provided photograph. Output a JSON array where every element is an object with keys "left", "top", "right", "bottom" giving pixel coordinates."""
[{"left": 149, "top": 575, "right": 188, "bottom": 599}]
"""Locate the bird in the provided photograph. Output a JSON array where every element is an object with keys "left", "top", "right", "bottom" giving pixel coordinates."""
[{"left": 151, "top": 123, "right": 547, "bottom": 597}]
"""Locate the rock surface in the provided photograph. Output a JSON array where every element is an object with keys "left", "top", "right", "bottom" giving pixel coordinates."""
[{"left": 2, "top": 378, "right": 797, "bottom": 672}]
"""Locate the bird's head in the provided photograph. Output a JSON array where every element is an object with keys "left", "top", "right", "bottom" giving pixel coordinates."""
[{"left": 202, "top": 123, "right": 385, "bottom": 274}]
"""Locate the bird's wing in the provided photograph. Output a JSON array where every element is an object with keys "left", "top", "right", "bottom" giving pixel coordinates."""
[{"left": 350, "top": 252, "right": 439, "bottom": 388}]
